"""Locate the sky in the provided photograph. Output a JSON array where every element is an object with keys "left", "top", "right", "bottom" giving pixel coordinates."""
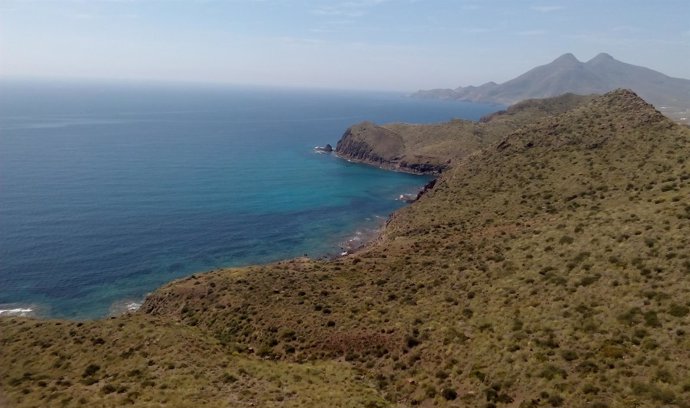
[{"left": 0, "top": 0, "right": 689, "bottom": 91}]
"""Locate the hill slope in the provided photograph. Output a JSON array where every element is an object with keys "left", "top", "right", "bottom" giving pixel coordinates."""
[
  {"left": 336, "top": 93, "right": 595, "bottom": 173},
  {"left": 2, "top": 90, "right": 690, "bottom": 408},
  {"left": 413, "top": 53, "right": 690, "bottom": 123}
]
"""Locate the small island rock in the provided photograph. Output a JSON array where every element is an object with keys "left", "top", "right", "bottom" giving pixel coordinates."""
[{"left": 314, "top": 143, "right": 333, "bottom": 153}]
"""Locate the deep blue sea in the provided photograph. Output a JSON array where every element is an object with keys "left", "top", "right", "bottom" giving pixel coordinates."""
[{"left": 0, "top": 80, "right": 499, "bottom": 319}]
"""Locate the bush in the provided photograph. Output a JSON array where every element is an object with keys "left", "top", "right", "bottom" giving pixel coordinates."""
[
  {"left": 668, "top": 303, "right": 689, "bottom": 317},
  {"left": 643, "top": 311, "right": 661, "bottom": 328},
  {"left": 548, "top": 394, "right": 564, "bottom": 406},
  {"left": 582, "top": 383, "right": 600, "bottom": 394},
  {"left": 559, "top": 236, "right": 574, "bottom": 245},
  {"left": 222, "top": 373, "right": 238, "bottom": 383},
  {"left": 82, "top": 364, "right": 100, "bottom": 378},
  {"left": 561, "top": 350, "right": 578, "bottom": 361},
  {"left": 405, "top": 336, "right": 420, "bottom": 348},
  {"left": 441, "top": 388, "right": 457, "bottom": 400},
  {"left": 435, "top": 370, "right": 449, "bottom": 379},
  {"left": 538, "top": 365, "right": 567, "bottom": 380},
  {"left": 101, "top": 384, "right": 117, "bottom": 394}
]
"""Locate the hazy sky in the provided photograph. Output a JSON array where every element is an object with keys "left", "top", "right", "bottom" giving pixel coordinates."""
[{"left": 1, "top": 0, "right": 689, "bottom": 91}]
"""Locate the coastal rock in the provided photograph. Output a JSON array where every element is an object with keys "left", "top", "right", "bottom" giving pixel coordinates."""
[
  {"left": 314, "top": 143, "right": 333, "bottom": 153},
  {"left": 398, "top": 179, "right": 437, "bottom": 203},
  {"left": 336, "top": 121, "right": 404, "bottom": 163},
  {"left": 398, "top": 193, "right": 417, "bottom": 203},
  {"left": 335, "top": 121, "right": 447, "bottom": 174},
  {"left": 415, "top": 179, "right": 437, "bottom": 200}
]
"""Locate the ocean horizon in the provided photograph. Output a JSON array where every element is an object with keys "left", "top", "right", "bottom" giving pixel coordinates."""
[{"left": 0, "top": 80, "right": 500, "bottom": 319}]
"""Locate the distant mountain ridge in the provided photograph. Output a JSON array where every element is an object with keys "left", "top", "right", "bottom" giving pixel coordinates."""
[{"left": 413, "top": 53, "right": 690, "bottom": 121}]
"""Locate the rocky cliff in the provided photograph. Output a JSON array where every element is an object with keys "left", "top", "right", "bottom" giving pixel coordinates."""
[{"left": 335, "top": 121, "right": 449, "bottom": 174}]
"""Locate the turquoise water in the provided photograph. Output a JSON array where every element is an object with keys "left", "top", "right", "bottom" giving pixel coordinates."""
[{"left": 0, "top": 81, "right": 499, "bottom": 319}]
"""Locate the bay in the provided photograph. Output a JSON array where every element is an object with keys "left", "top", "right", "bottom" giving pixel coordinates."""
[{"left": 0, "top": 80, "right": 499, "bottom": 319}]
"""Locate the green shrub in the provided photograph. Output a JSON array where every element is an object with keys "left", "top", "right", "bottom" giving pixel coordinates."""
[
  {"left": 559, "top": 236, "right": 574, "bottom": 245},
  {"left": 101, "top": 384, "right": 117, "bottom": 394},
  {"left": 668, "top": 303, "right": 689, "bottom": 317},
  {"left": 582, "top": 383, "right": 600, "bottom": 394},
  {"left": 539, "top": 365, "right": 567, "bottom": 380},
  {"left": 82, "top": 364, "right": 100, "bottom": 378},
  {"left": 643, "top": 311, "right": 661, "bottom": 328},
  {"left": 561, "top": 350, "right": 578, "bottom": 361},
  {"left": 222, "top": 373, "right": 238, "bottom": 383}
]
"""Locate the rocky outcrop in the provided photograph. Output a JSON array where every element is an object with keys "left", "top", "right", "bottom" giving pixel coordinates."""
[
  {"left": 415, "top": 179, "right": 436, "bottom": 200},
  {"left": 335, "top": 121, "right": 403, "bottom": 162},
  {"left": 335, "top": 121, "right": 448, "bottom": 174},
  {"left": 314, "top": 143, "right": 333, "bottom": 153}
]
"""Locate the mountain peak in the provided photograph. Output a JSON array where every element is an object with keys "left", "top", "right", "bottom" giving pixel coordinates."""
[
  {"left": 552, "top": 53, "right": 580, "bottom": 64},
  {"left": 412, "top": 53, "right": 690, "bottom": 121},
  {"left": 587, "top": 52, "right": 615, "bottom": 64},
  {"left": 603, "top": 88, "right": 637, "bottom": 98},
  {"left": 590, "top": 88, "right": 668, "bottom": 127}
]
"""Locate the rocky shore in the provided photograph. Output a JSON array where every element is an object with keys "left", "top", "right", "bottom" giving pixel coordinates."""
[{"left": 334, "top": 121, "right": 449, "bottom": 174}]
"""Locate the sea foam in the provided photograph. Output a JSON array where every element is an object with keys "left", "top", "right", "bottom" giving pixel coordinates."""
[{"left": 0, "top": 306, "right": 35, "bottom": 317}]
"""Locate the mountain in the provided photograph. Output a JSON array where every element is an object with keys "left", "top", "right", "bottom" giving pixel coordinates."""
[
  {"left": 3, "top": 90, "right": 690, "bottom": 408},
  {"left": 413, "top": 53, "right": 690, "bottom": 122}
]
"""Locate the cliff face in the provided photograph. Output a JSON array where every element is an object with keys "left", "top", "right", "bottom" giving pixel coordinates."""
[
  {"left": 335, "top": 121, "right": 448, "bottom": 174},
  {"left": 335, "top": 121, "right": 403, "bottom": 164}
]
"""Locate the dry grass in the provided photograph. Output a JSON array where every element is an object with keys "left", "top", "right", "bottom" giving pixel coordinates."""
[{"left": 0, "top": 315, "right": 388, "bottom": 407}]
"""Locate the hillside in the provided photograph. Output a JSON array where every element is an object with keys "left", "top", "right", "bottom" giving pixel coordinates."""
[
  {"left": 413, "top": 53, "right": 690, "bottom": 123},
  {"left": 2, "top": 90, "right": 690, "bottom": 408},
  {"left": 336, "top": 93, "right": 595, "bottom": 173}
]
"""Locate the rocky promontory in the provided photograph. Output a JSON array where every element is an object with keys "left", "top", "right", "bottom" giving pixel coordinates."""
[
  {"left": 334, "top": 93, "right": 595, "bottom": 175},
  {"left": 335, "top": 121, "right": 448, "bottom": 174}
]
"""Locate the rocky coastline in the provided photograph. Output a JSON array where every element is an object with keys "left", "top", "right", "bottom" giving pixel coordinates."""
[{"left": 334, "top": 121, "right": 449, "bottom": 175}]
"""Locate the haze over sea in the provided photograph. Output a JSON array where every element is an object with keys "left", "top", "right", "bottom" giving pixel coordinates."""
[{"left": 0, "top": 81, "right": 498, "bottom": 319}]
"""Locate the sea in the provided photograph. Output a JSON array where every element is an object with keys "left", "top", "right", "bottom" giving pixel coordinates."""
[{"left": 0, "top": 80, "right": 499, "bottom": 319}]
